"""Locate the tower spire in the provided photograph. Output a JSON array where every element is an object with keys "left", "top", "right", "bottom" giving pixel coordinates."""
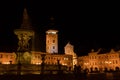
[
  {"left": 20, "top": 8, "right": 32, "bottom": 29},
  {"left": 14, "top": 7, "right": 35, "bottom": 64},
  {"left": 47, "top": 16, "right": 56, "bottom": 29},
  {"left": 50, "top": 16, "right": 55, "bottom": 25}
]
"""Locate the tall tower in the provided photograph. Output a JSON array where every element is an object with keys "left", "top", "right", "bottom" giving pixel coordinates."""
[
  {"left": 46, "top": 29, "right": 58, "bottom": 54},
  {"left": 14, "top": 8, "right": 34, "bottom": 64}
]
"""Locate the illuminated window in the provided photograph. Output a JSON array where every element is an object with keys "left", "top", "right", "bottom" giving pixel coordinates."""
[
  {"left": 64, "top": 57, "right": 68, "bottom": 60},
  {"left": 4, "top": 62, "right": 10, "bottom": 64}
]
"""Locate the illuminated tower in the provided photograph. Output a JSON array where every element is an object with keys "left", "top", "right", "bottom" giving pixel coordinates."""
[
  {"left": 46, "top": 29, "right": 58, "bottom": 54},
  {"left": 14, "top": 8, "right": 34, "bottom": 64},
  {"left": 64, "top": 42, "right": 77, "bottom": 67}
]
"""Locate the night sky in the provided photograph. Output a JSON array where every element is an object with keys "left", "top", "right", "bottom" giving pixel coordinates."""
[{"left": 0, "top": 1, "right": 119, "bottom": 56}]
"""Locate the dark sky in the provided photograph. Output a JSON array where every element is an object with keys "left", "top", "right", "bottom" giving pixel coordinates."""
[{"left": 0, "top": 0, "right": 119, "bottom": 56}]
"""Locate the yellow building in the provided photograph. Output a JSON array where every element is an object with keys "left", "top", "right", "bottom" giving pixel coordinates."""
[
  {"left": 0, "top": 27, "right": 73, "bottom": 69},
  {"left": 31, "top": 51, "right": 73, "bottom": 68},
  {"left": 64, "top": 42, "right": 77, "bottom": 67},
  {"left": 0, "top": 52, "right": 16, "bottom": 64},
  {"left": 0, "top": 51, "right": 73, "bottom": 69},
  {"left": 78, "top": 49, "right": 120, "bottom": 72},
  {"left": 46, "top": 30, "right": 58, "bottom": 54}
]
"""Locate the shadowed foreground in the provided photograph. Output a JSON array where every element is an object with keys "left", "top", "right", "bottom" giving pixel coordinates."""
[
  {"left": 0, "top": 74, "right": 85, "bottom": 80},
  {"left": 0, "top": 72, "right": 120, "bottom": 80}
]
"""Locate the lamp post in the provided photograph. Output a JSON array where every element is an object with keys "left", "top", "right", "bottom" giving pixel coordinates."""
[
  {"left": 57, "top": 59, "right": 62, "bottom": 74},
  {"left": 41, "top": 54, "right": 46, "bottom": 74}
]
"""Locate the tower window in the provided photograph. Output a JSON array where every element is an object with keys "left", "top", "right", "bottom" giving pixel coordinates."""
[
  {"left": 53, "top": 46, "right": 55, "bottom": 49},
  {"left": 53, "top": 40, "right": 55, "bottom": 43}
]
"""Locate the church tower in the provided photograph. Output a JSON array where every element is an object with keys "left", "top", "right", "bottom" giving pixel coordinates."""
[
  {"left": 64, "top": 42, "right": 77, "bottom": 67},
  {"left": 46, "top": 29, "right": 58, "bottom": 54}
]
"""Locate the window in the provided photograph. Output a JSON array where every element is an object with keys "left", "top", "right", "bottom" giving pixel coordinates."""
[
  {"left": 10, "top": 55, "right": 13, "bottom": 59},
  {"left": 53, "top": 46, "right": 55, "bottom": 49},
  {"left": 0, "top": 54, "right": 3, "bottom": 58},
  {"left": 35, "top": 56, "right": 37, "bottom": 58},
  {"left": 38, "top": 56, "right": 40, "bottom": 59},
  {"left": 95, "top": 56, "right": 96, "bottom": 59},
  {"left": 64, "top": 57, "right": 68, "bottom": 60},
  {"left": 116, "top": 60, "right": 118, "bottom": 64},
  {"left": 53, "top": 40, "right": 55, "bottom": 43},
  {"left": 48, "top": 40, "right": 49, "bottom": 43}
]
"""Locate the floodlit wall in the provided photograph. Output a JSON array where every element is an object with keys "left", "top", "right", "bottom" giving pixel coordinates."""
[
  {"left": 78, "top": 49, "right": 120, "bottom": 71},
  {"left": 0, "top": 52, "right": 16, "bottom": 64},
  {"left": 0, "top": 51, "right": 73, "bottom": 69}
]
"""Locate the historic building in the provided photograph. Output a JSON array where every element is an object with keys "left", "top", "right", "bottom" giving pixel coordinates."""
[
  {"left": 0, "top": 52, "right": 16, "bottom": 64},
  {"left": 31, "top": 51, "right": 73, "bottom": 68},
  {"left": 77, "top": 49, "right": 120, "bottom": 72},
  {"left": 1, "top": 7, "right": 120, "bottom": 73},
  {"left": 0, "top": 7, "right": 75, "bottom": 71},
  {"left": 64, "top": 42, "right": 77, "bottom": 68},
  {"left": 46, "top": 30, "right": 58, "bottom": 54}
]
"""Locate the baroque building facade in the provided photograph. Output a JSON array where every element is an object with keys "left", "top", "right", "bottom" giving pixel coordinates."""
[
  {"left": 77, "top": 49, "right": 120, "bottom": 72},
  {"left": 64, "top": 42, "right": 77, "bottom": 68}
]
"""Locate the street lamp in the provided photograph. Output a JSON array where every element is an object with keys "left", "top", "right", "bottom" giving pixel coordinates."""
[{"left": 41, "top": 54, "right": 46, "bottom": 74}]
